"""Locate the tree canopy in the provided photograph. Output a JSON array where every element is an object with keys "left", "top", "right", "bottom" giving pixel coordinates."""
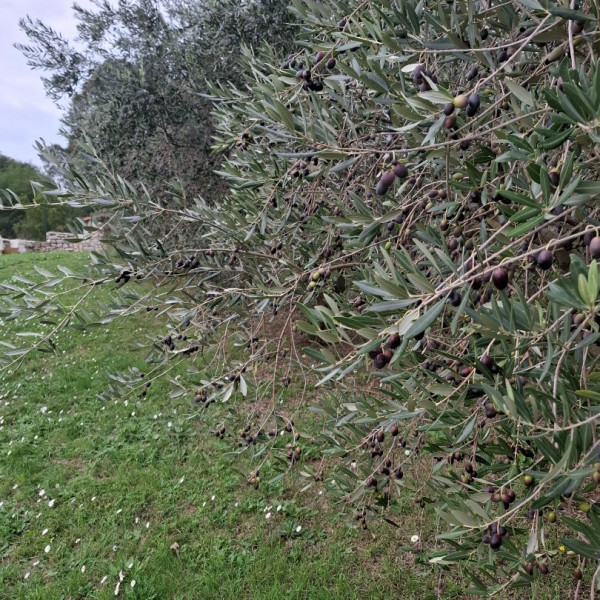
[
  {"left": 0, "top": 152, "right": 86, "bottom": 240},
  {"left": 17, "top": 0, "right": 296, "bottom": 205},
  {"left": 0, "top": 153, "right": 43, "bottom": 238}
]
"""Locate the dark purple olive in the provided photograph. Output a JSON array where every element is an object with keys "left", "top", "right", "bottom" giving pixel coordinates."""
[
  {"left": 388, "top": 334, "right": 401, "bottom": 349},
  {"left": 536, "top": 250, "right": 553, "bottom": 270},
  {"left": 548, "top": 170, "right": 560, "bottom": 186},
  {"left": 448, "top": 290, "right": 462, "bottom": 307},
  {"left": 491, "top": 268, "right": 509, "bottom": 290},
  {"left": 481, "top": 354, "right": 494, "bottom": 368},
  {"left": 466, "top": 66, "right": 479, "bottom": 81},
  {"left": 468, "top": 93, "right": 480, "bottom": 110},
  {"left": 375, "top": 170, "right": 396, "bottom": 196},
  {"left": 393, "top": 163, "right": 409, "bottom": 178},
  {"left": 444, "top": 115, "right": 457, "bottom": 130},
  {"left": 373, "top": 353, "right": 388, "bottom": 369},
  {"left": 443, "top": 102, "right": 455, "bottom": 116},
  {"left": 368, "top": 346, "right": 383, "bottom": 359},
  {"left": 308, "top": 79, "right": 323, "bottom": 91}
]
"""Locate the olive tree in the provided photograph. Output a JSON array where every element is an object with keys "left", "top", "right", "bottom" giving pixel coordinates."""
[
  {"left": 2, "top": 0, "right": 600, "bottom": 596},
  {"left": 17, "top": 0, "right": 295, "bottom": 206}
]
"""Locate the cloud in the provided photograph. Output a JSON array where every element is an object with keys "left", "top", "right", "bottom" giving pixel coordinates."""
[{"left": 0, "top": 0, "right": 93, "bottom": 166}]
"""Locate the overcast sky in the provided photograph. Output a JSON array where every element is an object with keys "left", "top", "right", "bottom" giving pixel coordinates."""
[{"left": 0, "top": 0, "right": 92, "bottom": 167}]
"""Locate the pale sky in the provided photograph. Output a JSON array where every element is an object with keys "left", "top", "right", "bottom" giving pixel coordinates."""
[{"left": 0, "top": 0, "right": 92, "bottom": 166}]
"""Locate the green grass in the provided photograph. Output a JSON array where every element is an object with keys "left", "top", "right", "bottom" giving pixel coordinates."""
[
  {"left": 0, "top": 252, "right": 434, "bottom": 600},
  {"left": 0, "top": 253, "right": 576, "bottom": 600}
]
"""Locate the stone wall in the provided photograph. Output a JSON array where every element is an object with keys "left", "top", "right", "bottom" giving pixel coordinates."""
[{"left": 1, "top": 230, "right": 104, "bottom": 254}]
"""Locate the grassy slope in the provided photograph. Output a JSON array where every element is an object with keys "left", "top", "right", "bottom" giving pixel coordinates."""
[{"left": 0, "top": 253, "right": 572, "bottom": 600}]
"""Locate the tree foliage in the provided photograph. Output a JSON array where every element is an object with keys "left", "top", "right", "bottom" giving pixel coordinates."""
[
  {"left": 0, "top": 154, "right": 42, "bottom": 237},
  {"left": 3, "top": 0, "right": 600, "bottom": 596},
  {"left": 17, "top": 0, "right": 296, "bottom": 206},
  {"left": 0, "top": 153, "right": 85, "bottom": 240}
]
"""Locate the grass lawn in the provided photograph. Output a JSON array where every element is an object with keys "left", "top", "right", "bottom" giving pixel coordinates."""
[{"left": 0, "top": 252, "right": 576, "bottom": 599}]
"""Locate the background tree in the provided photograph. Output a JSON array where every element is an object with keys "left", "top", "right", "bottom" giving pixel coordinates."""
[
  {"left": 0, "top": 152, "right": 86, "bottom": 240},
  {"left": 12, "top": 203, "right": 87, "bottom": 241},
  {"left": 17, "top": 0, "right": 296, "bottom": 210},
  {"left": 0, "top": 153, "right": 41, "bottom": 237},
  {"left": 2, "top": 0, "right": 600, "bottom": 597}
]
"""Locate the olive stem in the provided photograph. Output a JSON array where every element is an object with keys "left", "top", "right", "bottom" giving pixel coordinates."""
[
  {"left": 567, "top": 0, "right": 577, "bottom": 71},
  {"left": 591, "top": 562, "right": 600, "bottom": 600}
]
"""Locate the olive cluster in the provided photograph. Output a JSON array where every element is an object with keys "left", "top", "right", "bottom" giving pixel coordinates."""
[{"left": 481, "top": 522, "right": 508, "bottom": 551}]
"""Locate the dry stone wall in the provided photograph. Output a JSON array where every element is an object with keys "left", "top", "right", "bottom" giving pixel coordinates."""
[{"left": 1, "top": 231, "right": 103, "bottom": 254}]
